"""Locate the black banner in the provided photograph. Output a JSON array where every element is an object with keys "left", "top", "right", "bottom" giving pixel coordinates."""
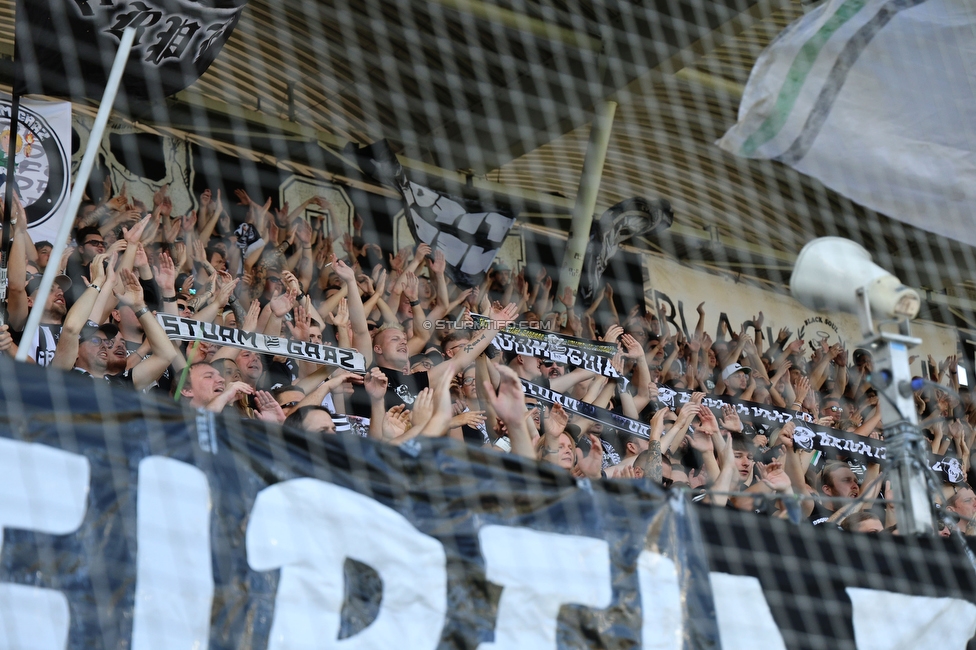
[
  {"left": 699, "top": 507, "right": 976, "bottom": 650},
  {"left": 0, "top": 359, "right": 711, "bottom": 649},
  {"left": 1, "top": 359, "right": 974, "bottom": 649},
  {"left": 16, "top": 0, "right": 246, "bottom": 99}
]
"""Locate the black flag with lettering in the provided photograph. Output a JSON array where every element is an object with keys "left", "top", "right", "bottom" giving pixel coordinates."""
[{"left": 15, "top": 0, "right": 247, "bottom": 100}]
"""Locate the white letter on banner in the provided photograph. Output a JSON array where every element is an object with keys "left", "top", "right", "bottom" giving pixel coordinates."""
[
  {"left": 246, "top": 478, "right": 447, "bottom": 650},
  {"left": 477, "top": 526, "right": 612, "bottom": 650},
  {"left": 847, "top": 587, "right": 976, "bottom": 650},
  {"left": 132, "top": 457, "right": 213, "bottom": 650},
  {"left": 709, "top": 572, "right": 786, "bottom": 650},
  {"left": 0, "top": 439, "right": 89, "bottom": 650},
  {"left": 637, "top": 550, "right": 681, "bottom": 650}
]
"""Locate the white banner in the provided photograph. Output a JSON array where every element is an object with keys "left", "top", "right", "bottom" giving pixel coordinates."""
[
  {"left": 157, "top": 315, "right": 367, "bottom": 373},
  {"left": 716, "top": 0, "right": 976, "bottom": 247},
  {"left": 1, "top": 97, "right": 72, "bottom": 245},
  {"left": 643, "top": 255, "right": 958, "bottom": 365}
]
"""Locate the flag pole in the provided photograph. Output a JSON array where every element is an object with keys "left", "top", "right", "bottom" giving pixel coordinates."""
[
  {"left": 556, "top": 99, "right": 617, "bottom": 302},
  {"left": 0, "top": 88, "right": 22, "bottom": 327},
  {"left": 16, "top": 27, "right": 136, "bottom": 362}
]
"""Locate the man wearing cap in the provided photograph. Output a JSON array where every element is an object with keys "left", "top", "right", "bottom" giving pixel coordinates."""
[
  {"left": 52, "top": 266, "right": 178, "bottom": 390},
  {"left": 721, "top": 362, "right": 753, "bottom": 399},
  {"left": 14, "top": 272, "right": 72, "bottom": 365}
]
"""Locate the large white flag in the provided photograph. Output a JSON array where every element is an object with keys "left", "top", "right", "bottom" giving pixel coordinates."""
[
  {"left": 717, "top": 0, "right": 976, "bottom": 246},
  {"left": 1, "top": 97, "right": 73, "bottom": 244}
]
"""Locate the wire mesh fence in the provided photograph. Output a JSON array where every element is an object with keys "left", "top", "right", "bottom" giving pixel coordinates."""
[{"left": 2, "top": 0, "right": 976, "bottom": 647}]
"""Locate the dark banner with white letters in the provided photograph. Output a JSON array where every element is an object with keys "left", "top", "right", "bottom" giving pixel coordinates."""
[
  {"left": 16, "top": 0, "right": 246, "bottom": 100},
  {"left": 1, "top": 359, "right": 975, "bottom": 649}
]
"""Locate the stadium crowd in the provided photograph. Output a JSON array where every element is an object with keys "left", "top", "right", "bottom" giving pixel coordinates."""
[{"left": 2, "top": 182, "right": 972, "bottom": 537}]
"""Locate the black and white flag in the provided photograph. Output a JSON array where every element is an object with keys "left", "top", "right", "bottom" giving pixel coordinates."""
[
  {"left": 16, "top": 0, "right": 247, "bottom": 100},
  {"left": 0, "top": 97, "right": 73, "bottom": 243},
  {"left": 350, "top": 140, "right": 515, "bottom": 287},
  {"left": 579, "top": 196, "right": 673, "bottom": 306},
  {"left": 158, "top": 315, "right": 366, "bottom": 372}
]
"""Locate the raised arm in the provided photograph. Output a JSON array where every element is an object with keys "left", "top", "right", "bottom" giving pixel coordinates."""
[
  {"left": 431, "top": 302, "right": 518, "bottom": 382},
  {"left": 484, "top": 365, "right": 535, "bottom": 460},
  {"left": 6, "top": 195, "right": 29, "bottom": 330},
  {"left": 113, "top": 268, "right": 180, "bottom": 390},
  {"left": 331, "top": 259, "right": 372, "bottom": 366},
  {"left": 51, "top": 253, "right": 109, "bottom": 370}
]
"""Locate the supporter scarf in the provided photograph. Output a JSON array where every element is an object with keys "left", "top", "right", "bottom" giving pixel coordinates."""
[
  {"left": 522, "top": 378, "right": 960, "bottom": 480},
  {"left": 158, "top": 315, "right": 367, "bottom": 373},
  {"left": 474, "top": 315, "right": 624, "bottom": 382},
  {"left": 656, "top": 387, "right": 960, "bottom": 480},
  {"left": 520, "top": 380, "right": 650, "bottom": 440}
]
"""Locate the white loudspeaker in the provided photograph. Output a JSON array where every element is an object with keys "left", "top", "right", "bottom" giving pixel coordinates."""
[{"left": 790, "top": 237, "right": 920, "bottom": 320}]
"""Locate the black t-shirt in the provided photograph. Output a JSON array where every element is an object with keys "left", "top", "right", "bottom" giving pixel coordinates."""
[
  {"left": 267, "top": 358, "right": 298, "bottom": 390},
  {"left": 64, "top": 255, "right": 91, "bottom": 309},
  {"left": 809, "top": 500, "right": 834, "bottom": 526},
  {"left": 348, "top": 367, "right": 430, "bottom": 417},
  {"left": 74, "top": 367, "right": 135, "bottom": 389},
  {"left": 462, "top": 424, "right": 490, "bottom": 446}
]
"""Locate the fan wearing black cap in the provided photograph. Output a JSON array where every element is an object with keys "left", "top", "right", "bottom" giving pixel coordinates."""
[
  {"left": 52, "top": 265, "right": 178, "bottom": 390},
  {"left": 12, "top": 272, "right": 73, "bottom": 365}
]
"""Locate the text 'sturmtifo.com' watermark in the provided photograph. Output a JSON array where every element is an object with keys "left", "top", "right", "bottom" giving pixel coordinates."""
[{"left": 422, "top": 319, "right": 555, "bottom": 331}]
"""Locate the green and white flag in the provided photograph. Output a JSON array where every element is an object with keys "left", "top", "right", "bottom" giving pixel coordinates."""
[{"left": 718, "top": 0, "right": 976, "bottom": 246}]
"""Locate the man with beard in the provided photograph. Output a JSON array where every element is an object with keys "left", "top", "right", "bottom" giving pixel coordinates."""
[
  {"left": 63, "top": 226, "right": 104, "bottom": 305},
  {"left": 236, "top": 349, "right": 267, "bottom": 389},
  {"left": 53, "top": 267, "right": 178, "bottom": 390},
  {"left": 504, "top": 349, "right": 595, "bottom": 394},
  {"left": 721, "top": 362, "right": 753, "bottom": 399},
  {"left": 15, "top": 273, "right": 72, "bottom": 365}
]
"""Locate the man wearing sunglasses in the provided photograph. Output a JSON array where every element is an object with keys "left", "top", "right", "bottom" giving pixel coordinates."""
[
  {"left": 63, "top": 226, "right": 106, "bottom": 306},
  {"left": 821, "top": 397, "right": 845, "bottom": 426}
]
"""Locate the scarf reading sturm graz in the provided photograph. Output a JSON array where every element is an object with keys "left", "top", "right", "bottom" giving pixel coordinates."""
[
  {"left": 157, "top": 315, "right": 367, "bottom": 373},
  {"left": 471, "top": 315, "right": 626, "bottom": 383}
]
